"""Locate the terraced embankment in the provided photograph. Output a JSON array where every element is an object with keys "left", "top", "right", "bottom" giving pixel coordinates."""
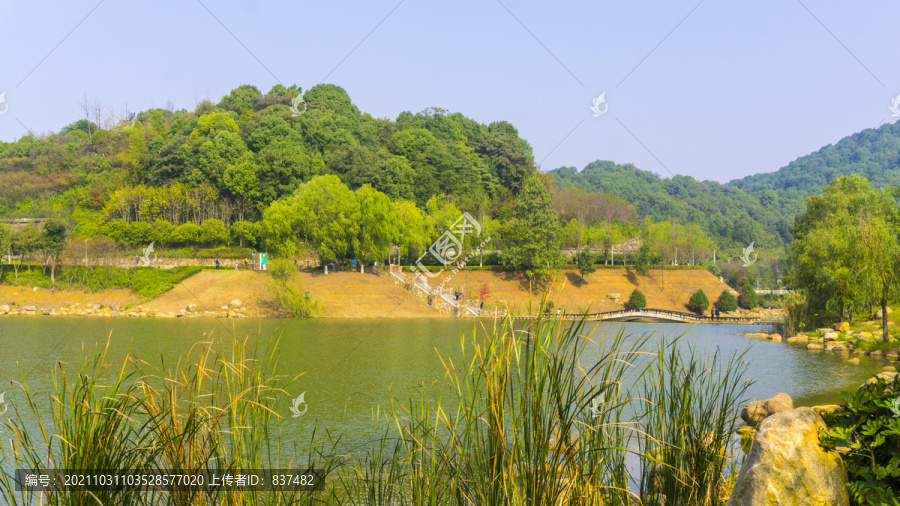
[{"left": 1, "top": 267, "right": 741, "bottom": 318}]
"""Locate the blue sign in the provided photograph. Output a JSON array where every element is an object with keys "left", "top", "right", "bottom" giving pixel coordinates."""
[
  {"left": 251, "top": 252, "right": 256, "bottom": 257},
  {"left": 351, "top": 259, "right": 357, "bottom": 265}
]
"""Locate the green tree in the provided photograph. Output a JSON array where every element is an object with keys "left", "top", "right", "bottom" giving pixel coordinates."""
[
  {"left": 41, "top": 219, "right": 67, "bottom": 284},
  {"left": 502, "top": 177, "right": 563, "bottom": 283},
  {"left": 738, "top": 284, "right": 758, "bottom": 309},
  {"left": 573, "top": 248, "right": 595, "bottom": 278},
  {"left": 634, "top": 243, "right": 653, "bottom": 276},
  {"left": 391, "top": 199, "right": 426, "bottom": 265},
  {"left": 200, "top": 219, "right": 228, "bottom": 246},
  {"left": 218, "top": 84, "right": 262, "bottom": 115},
  {"left": 716, "top": 290, "right": 738, "bottom": 312},
  {"left": 190, "top": 112, "right": 240, "bottom": 140},
  {"left": 262, "top": 175, "right": 361, "bottom": 265},
  {"left": 355, "top": 185, "right": 397, "bottom": 265},
  {"left": 628, "top": 289, "right": 647, "bottom": 309},
  {"left": 788, "top": 175, "right": 900, "bottom": 338},
  {"left": 688, "top": 289, "right": 709, "bottom": 313}
]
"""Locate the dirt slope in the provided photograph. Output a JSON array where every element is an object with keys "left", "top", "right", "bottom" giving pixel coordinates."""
[
  {"left": 432, "top": 268, "right": 735, "bottom": 315},
  {"left": 301, "top": 271, "right": 443, "bottom": 317},
  {"left": 147, "top": 270, "right": 442, "bottom": 318},
  {"left": 2, "top": 267, "right": 733, "bottom": 318}
]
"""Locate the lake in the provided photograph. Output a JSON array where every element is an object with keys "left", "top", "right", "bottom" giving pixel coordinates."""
[{"left": 0, "top": 317, "right": 884, "bottom": 455}]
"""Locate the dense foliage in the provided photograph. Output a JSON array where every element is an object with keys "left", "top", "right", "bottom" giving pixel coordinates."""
[
  {"left": 786, "top": 175, "right": 900, "bottom": 336},
  {"left": 4, "top": 82, "right": 898, "bottom": 293},
  {"left": 820, "top": 377, "right": 900, "bottom": 505},
  {"left": 551, "top": 121, "right": 900, "bottom": 252}
]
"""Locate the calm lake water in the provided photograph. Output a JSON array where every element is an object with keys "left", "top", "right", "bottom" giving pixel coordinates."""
[{"left": 0, "top": 317, "right": 885, "bottom": 457}]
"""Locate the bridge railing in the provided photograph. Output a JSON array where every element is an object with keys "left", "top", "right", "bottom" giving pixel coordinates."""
[{"left": 516, "top": 307, "right": 778, "bottom": 324}]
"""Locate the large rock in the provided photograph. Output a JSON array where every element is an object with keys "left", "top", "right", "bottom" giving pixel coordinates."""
[
  {"left": 727, "top": 407, "right": 849, "bottom": 506},
  {"left": 228, "top": 299, "right": 243, "bottom": 308},
  {"left": 838, "top": 321, "right": 850, "bottom": 332},
  {"left": 186, "top": 304, "right": 199, "bottom": 312},
  {"left": 823, "top": 332, "right": 839, "bottom": 342},
  {"left": 740, "top": 393, "right": 793, "bottom": 428},
  {"left": 876, "top": 307, "right": 893, "bottom": 319}
]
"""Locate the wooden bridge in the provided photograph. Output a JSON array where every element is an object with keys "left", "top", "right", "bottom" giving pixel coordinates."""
[{"left": 517, "top": 307, "right": 780, "bottom": 325}]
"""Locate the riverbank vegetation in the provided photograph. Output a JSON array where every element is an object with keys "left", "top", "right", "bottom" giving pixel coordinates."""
[
  {"left": 785, "top": 175, "right": 900, "bottom": 339},
  {"left": 0, "top": 308, "right": 753, "bottom": 505},
  {"left": 0, "top": 262, "right": 200, "bottom": 298},
  {"left": 1, "top": 83, "right": 752, "bottom": 292}
]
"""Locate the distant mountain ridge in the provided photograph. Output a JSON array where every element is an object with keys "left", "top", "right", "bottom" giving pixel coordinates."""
[{"left": 549, "top": 120, "right": 900, "bottom": 249}]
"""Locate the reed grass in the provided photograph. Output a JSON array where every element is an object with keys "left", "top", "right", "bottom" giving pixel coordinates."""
[{"left": 1, "top": 302, "right": 753, "bottom": 505}]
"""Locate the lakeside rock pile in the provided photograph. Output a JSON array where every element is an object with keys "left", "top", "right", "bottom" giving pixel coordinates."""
[{"left": 0, "top": 302, "right": 251, "bottom": 318}]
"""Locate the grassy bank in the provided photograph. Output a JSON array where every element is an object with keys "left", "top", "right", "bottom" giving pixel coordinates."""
[
  {"left": 0, "top": 305, "right": 753, "bottom": 504},
  {"left": 0, "top": 263, "right": 201, "bottom": 299}
]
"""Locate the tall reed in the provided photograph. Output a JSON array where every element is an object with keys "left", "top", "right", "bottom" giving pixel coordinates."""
[
  {"left": 374, "top": 310, "right": 651, "bottom": 505},
  {"left": 0, "top": 332, "right": 339, "bottom": 506},
  {"left": 638, "top": 340, "right": 753, "bottom": 506}
]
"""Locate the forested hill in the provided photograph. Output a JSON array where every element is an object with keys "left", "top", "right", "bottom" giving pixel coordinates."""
[
  {"left": 0, "top": 83, "right": 535, "bottom": 218},
  {"left": 549, "top": 161, "right": 794, "bottom": 248},
  {"left": 550, "top": 120, "right": 900, "bottom": 249},
  {"left": 729, "top": 121, "right": 900, "bottom": 194}
]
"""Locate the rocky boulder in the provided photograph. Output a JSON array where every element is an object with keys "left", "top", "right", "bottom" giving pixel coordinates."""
[
  {"left": 857, "top": 371, "right": 898, "bottom": 394},
  {"left": 876, "top": 307, "right": 892, "bottom": 319},
  {"left": 727, "top": 407, "right": 849, "bottom": 506},
  {"left": 229, "top": 299, "right": 243, "bottom": 308},
  {"left": 186, "top": 304, "right": 199, "bottom": 312},
  {"left": 740, "top": 393, "right": 793, "bottom": 428},
  {"left": 837, "top": 322, "right": 850, "bottom": 332}
]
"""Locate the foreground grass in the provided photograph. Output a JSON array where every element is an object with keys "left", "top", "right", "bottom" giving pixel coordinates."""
[{"left": 0, "top": 306, "right": 752, "bottom": 505}]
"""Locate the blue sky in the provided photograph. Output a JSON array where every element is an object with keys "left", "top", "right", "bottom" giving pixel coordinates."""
[{"left": 1, "top": 0, "right": 898, "bottom": 182}]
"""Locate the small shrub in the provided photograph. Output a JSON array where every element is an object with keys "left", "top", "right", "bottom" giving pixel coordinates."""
[
  {"left": 267, "top": 259, "right": 319, "bottom": 318},
  {"left": 717, "top": 290, "right": 738, "bottom": 312},
  {"left": 688, "top": 289, "right": 710, "bottom": 313},
  {"left": 628, "top": 289, "right": 647, "bottom": 309}
]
